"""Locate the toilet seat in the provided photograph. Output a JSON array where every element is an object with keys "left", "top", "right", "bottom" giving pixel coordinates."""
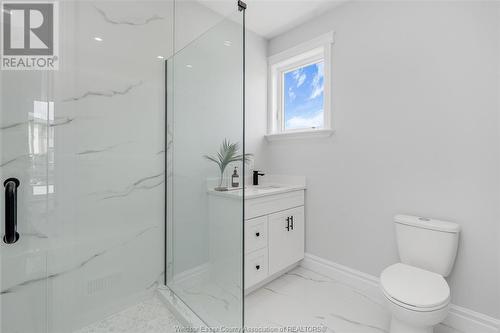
[{"left": 380, "top": 263, "right": 450, "bottom": 312}]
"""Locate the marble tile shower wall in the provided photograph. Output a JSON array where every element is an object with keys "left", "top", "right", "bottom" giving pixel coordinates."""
[{"left": 0, "top": 1, "right": 173, "bottom": 332}]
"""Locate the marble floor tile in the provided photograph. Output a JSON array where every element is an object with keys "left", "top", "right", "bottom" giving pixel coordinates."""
[
  {"left": 245, "top": 266, "right": 391, "bottom": 333},
  {"left": 245, "top": 266, "right": 461, "bottom": 333}
]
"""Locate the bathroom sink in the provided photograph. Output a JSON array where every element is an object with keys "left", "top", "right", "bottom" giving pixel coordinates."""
[
  {"left": 232, "top": 184, "right": 298, "bottom": 198},
  {"left": 220, "top": 185, "right": 284, "bottom": 197},
  {"left": 244, "top": 185, "right": 283, "bottom": 194}
]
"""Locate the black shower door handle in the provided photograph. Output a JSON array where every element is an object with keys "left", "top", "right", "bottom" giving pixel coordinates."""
[{"left": 4, "top": 178, "right": 20, "bottom": 244}]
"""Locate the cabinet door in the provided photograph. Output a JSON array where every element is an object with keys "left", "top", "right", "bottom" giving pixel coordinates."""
[{"left": 268, "top": 206, "right": 304, "bottom": 275}]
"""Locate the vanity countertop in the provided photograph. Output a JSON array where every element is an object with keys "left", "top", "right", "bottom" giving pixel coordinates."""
[
  {"left": 207, "top": 175, "right": 306, "bottom": 199},
  {"left": 208, "top": 184, "right": 306, "bottom": 199}
]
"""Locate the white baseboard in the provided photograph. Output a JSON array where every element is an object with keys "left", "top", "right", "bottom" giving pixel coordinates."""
[
  {"left": 445, "top": 305, "right": 500, "bottom": 333},
  {"left": 301, "top": 253, "right": 500, "bottom": 333}
]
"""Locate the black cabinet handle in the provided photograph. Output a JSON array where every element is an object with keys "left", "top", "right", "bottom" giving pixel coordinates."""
[
  {"left": 4, "top": 178, "right": 20, "bottom": 244},
  {"left": 255, "top": 232, "right": 260, "bottom": 237},
  {"left": 255, "top": 265, "right": 260, "bottom": 270},
  {"left": 286, "top": 216, "right": 294, "bottom": 231}
]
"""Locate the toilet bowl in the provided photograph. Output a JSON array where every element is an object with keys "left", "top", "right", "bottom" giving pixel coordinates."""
[
  {"left": 381, "top": 215, "right": 460, "bottom": 333},
  {"left": 381, "top": 263, "right": 450, "bottom": 333}
]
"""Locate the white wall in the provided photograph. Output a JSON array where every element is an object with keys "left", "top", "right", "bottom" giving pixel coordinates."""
[
  {"left": 245, "top": 32, "right": 269, "bottom": 165},
  {"left": 266, "top": 1, "right": 500, "bottom": 318}
]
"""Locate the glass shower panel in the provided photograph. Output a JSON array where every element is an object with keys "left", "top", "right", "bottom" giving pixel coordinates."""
[{"left": 167, "top": 10, "right": 245, "bottom": 328}]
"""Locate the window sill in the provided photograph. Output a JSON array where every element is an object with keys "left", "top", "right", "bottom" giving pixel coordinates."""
[{"left": 265, "top": 129, "right": 334, "bottom": 142}]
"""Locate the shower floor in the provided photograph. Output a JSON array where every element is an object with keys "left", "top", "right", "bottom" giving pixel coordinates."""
[{"left": 74, "top": 295, "right": 180, "bottom": 333}]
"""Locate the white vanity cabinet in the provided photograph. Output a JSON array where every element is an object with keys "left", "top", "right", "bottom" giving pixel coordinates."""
[
  {"left": 207, "top": 180, "right": 306, "bottom": 293},
  {"left": 244, "top": 189, "right": 305, "bottom": 291}
]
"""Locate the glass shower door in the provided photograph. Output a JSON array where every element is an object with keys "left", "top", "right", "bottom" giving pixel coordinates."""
[
  {"left": 1, "top": 1, "right": 173, "bottom": 332},
  {"left": 166, "top": 8, "right": 245, "bottom": 329},
  {"left": 0, "top": 72, "right": 50, "bottom": 333}
]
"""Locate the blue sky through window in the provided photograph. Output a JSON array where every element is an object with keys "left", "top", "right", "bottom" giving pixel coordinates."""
[{"left": 283, "top": 61, "right": 324, "bottom": 130}]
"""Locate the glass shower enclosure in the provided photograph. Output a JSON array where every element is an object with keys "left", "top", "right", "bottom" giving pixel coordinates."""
[{"left": 0, "top": 0, "right": 246, "bottom": 332}]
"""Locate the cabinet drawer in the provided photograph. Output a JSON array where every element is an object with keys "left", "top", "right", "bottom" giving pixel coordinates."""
[
  {"left": 268, "top": 206, "right": 305, "bottom": 275},
  {"left": 245, "top": 248, "right": 268, "bottom": 288},
  {"left": 245, "top": 190, "right": 304, "bottom": 219},
  {"left": 245, "top": 216, "right": 268, "bottom": 254}
]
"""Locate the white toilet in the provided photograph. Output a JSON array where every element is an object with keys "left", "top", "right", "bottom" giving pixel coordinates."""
[{"left": 380, "top": 215, "right": 460, "bottom": 333}]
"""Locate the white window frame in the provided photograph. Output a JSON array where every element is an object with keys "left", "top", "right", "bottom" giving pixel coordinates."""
[{"left": 266, "top": 32, "right": 335, "bottom": 141}]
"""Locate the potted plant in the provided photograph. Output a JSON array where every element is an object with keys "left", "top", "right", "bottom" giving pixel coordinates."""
[{"left": 204, "top": 139, "right": 252, "bottom": 191}]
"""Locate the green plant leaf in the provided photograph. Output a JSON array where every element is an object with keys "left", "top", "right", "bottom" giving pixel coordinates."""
[{"left": 203, "top": 139, "right": 253, "bottom": 179}]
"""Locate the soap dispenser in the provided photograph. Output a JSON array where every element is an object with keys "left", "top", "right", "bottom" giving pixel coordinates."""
[{"left": 231, "top": 167, "right": 240, "bottom": 188}]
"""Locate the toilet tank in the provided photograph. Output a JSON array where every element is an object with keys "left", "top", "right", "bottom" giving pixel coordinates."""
[{"left": 394, "top": 215, "right": 460, "bottom": 277}]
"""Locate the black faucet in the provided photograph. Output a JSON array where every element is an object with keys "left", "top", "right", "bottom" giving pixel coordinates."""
[{"left": 253, "top": 170, "right": 265, "bottom": 186}]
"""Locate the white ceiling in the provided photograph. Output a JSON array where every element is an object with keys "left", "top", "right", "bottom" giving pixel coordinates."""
[{"left": 198, "top": 0, "right": 347, "bottom": 39}]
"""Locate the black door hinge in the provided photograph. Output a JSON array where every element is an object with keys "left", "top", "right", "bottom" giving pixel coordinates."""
[{"left": 238, "top": 0, "right": 247, "bottom": 11}]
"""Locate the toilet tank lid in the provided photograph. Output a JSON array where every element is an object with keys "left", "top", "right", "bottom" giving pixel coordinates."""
[{"left": 394, "top": 215, "right": 460, "bottom": 233}]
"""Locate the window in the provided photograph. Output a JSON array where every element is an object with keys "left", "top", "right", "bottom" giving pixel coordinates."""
[
  {"left": 267, "top": 32, "right": 334, "bottom": 140},
  {"left": 283, "top": 61, "right": 325, "bottom": 130}
]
